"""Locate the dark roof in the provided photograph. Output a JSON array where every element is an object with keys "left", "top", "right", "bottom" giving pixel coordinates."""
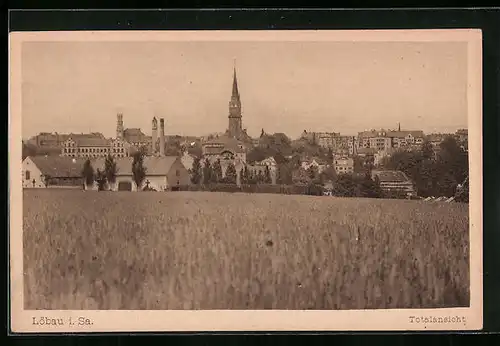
[
  {"left": 202, "top": 135, "right": 245, "bottom": 154},
  {"left": 27, "top": 156, "right": 86, "bottom": 178},
  {"left": 123, "top": 128, "right": 151, "bottom": 143},
  {"left": 73, "top": 137, "right": 111, "bottom": 147},
  {"left": 92, "top": 156, "right": 179, "bottom": 176},
  {"left": 372, "top": 170, "right": 410, "bottom": 183},
  {"left": 124, "top": 128, "right": 144, "bottom": 136}
]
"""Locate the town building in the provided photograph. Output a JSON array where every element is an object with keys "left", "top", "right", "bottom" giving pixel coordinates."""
[
  {"left": 357, "top": 124, "right": 424, "bottom": 151},
  {"left": 333, "top": 156, "right": 354, "bottom": 175},
  {"left": 374, "top": 148, "right": 395, "bottom": 166},
  {"left": 455, "top": 129, "right": 468, "bottom": 143},
  {"left": 60, "top": 136, "right": 130, "bottom": 158},
  {"left": 181, "top": 150, "right": 196, "bottom": 172},
  {"left": 371, "top": 170, "right": 416, "bottom": 196},
  {"left": 22, "top": 156, "right": 86, "bottom": 188},
  {"left": 334, "top": 136, "right": 356, "bottom": 156},
  {"left": 27, "top": 132, "right": 105, "bottom": 149},
  {"left": 455, "top": 129, "right": 468, "bottom": 152},
  {"left": 225, "top": 66, "right": 253, "bottom": 144},
  {"left": 200, "top": 66, "right": 255, "bottom": 181},
  {"left": 316, "top": 132, "right": 340, "bottom": 149},
  {"left": 245, "top": 156, "right": 278, "bottom": 185},
  {"left": 298, "top": 131, "right": 356, "bottom": 155},
  {"left": 91, "top": 156, "right": 190, "bottom": 191},
  {"left": 27, "top": 132, "right": 106, "bottom": 156},
  {"left": 254, "top": 156, "right": 277, "bottom": 168},
  {"left": 301, "top": 158, "right": 328, "bottom": 174},
  {"left": 116, "top": 113, "right": 153, "bottom": 151},
  {"left": 245, "top": 164, "right": 277, "bottom": 185}
]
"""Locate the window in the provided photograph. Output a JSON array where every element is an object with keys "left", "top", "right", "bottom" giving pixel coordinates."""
[
  {"left": 175, "top": 169, "right": 180, "bottom": 177},
  {"left": 25, "top": 170, "right": 30, "bottom": 180}
]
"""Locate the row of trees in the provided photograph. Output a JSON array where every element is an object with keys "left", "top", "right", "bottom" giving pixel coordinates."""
[
  {"left": 81, "top": 151, "right": 147, "bottom": 191},
  {"left": 189, "top": 158, "right": 273, "bottom": 185},
  {"left": 381, "top": 137, "right": 468, "bottom": 198}
]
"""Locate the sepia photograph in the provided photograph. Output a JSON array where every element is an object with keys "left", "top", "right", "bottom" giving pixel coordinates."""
[{"left": 9, "top": 29, "right": 482, "bottom": 332}]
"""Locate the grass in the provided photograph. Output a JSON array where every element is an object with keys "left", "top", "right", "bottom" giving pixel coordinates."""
[{"left": 22, "top": 189, "right": 470, "bottom": 310}]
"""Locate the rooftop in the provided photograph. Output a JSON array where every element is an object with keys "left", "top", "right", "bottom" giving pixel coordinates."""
[
  {"left": 26, "top": 156, "right": 87, "bottom": 178},
  {"left": 202, "top": 135, "right": 245, "bottom": 154},
  {"left": 92, "top": 156, "right": 179, "bottom": 176},
  {"left": 371, "top": 170, "right": 411, "bottom": 183}
]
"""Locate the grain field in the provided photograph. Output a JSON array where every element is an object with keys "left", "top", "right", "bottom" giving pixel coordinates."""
[{"left": 22, "top": 189, "right": 470, "bottom": 310}]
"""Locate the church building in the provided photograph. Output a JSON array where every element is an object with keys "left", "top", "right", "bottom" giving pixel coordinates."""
[{"left": 201, "top": 66, "right": 254, "bottom": 178}]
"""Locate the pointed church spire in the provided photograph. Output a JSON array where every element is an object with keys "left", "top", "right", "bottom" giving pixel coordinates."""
[{"left": 232, "top": 61, "right": 240, "bottom": 102}]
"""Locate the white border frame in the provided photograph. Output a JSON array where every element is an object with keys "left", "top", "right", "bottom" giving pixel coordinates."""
[{"left": 9, "top": 29, "right": 483, "bottom": 332}]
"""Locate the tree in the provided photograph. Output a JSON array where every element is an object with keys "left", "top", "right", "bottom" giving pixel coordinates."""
[
  {"left": 212, "top": 159, "right": 223, "bottom": 183},
  {"left": 190, "top": 157, "right": 202, "bottom": 185},
  {"left": 240, "top": 165, "right": 250, "bottom": 185},
  {"left": 42, "top": 174, "right": 51, "bottom": 188},
  {"left": 203, "top": 159, "right": 212, "bottom": 185},
  {"left": 320, "top": 165, "right": 337, "bottom": 183},
  {"left": 421, "top": 140, "right": 434, "bottom": 160},
  {"left": 132, "top": 151, "right": 147, "bottom": 191},
  {"left": 292, "top": 167, "right": 311, "bottom": 185},
  {"left": 246, "top": 147, "right": 268, "bottom": 164},
  {"left": 381, "top": 136, "right": 469, "bottom": 198},
  {"left": 239, "top": 168, "right": 245, "bottom": 185},
  {"left": 327, "top": 148, "right": 334, "bottom": 165},
  {"left": 357, "top": 172, "right": 383, "bottom": 198},
  {"left": 257, "top": 170, "right": 264, "bottom": 184},
  {"left": 81, "top": 159, "right": 95, "bottom": 188},
  {"left": 438, "top": 137, "right": 468, "bottom": 185},
  {"left": 225, "top": 163, "right": 237, "bottom": 184},
  {"left": 332, "top": 174, "right": 356, "bottom": 197},
  {"left": 353, "top": 155, "right": 365, "bottom": 173},
  {"left": 307, "top": 165, "right": 318, "bottom": 180},
  {"left": 95, "top": 169, "right": 107, "bottom": 191},
  {"left": 276, "top": 162, "right": 292, "bottom": 185},
  {"left": 104, "top": 155, "right": 118, "bottom": 190},
  {"left": 264, "top": 165, "right": 272, "bottom": 184}
]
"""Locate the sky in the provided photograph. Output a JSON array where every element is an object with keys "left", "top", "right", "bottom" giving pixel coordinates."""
[{"left": 21, "top": 40, "right": 468, "bottom": 140}]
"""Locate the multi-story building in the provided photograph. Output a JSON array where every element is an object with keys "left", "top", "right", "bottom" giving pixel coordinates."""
[
  {"left": 27, "top": 132, "right": 106, "bottom": 155},
  {"left": 315, "top": 132, "right": 340, "bottom": 149},
  {"left": 368, "top": 136, "right": 393, "bottom": 152},
  {"left": 60, "top": 136, "right": 130, "bottom": 159},
  {"left": 357, "top": 125, "right": 424, "bottom": 152},
  {"left": 333, "top": 156, "right": 354, "bottom": 174}
]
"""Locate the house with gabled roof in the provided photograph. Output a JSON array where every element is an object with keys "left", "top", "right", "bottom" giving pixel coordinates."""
[
  {"left": 300, "top": 157, "right": 328, "bottom": 173},
  {"left": 22, "top": 156, "right": 86, "bottom": 188},
  {"left": 90, "top": 155, "right": 190, "bottom": 191},
  {"left": 371, "top": 170, "right": 415, "bottom": 197}
]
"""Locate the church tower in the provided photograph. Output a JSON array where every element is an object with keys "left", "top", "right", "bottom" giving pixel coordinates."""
[
  {"left": 116, "top": 113, "right": 124, "bottom": 139},
  {"left": 228, "top": 65, "right": 242, "bottom": 139},
  {"left": 151, "top": 117, "right": 158, "bottom": 155}
]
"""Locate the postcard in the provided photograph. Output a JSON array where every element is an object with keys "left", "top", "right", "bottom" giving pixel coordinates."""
[{"left": 9, "top": 29, "right": 482, "bottom": 332}]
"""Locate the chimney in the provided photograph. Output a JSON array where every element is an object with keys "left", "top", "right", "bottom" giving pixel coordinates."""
[
  {"left": 152, "top": 117, "right": 158, "bottom": 155},
  {"left": 159, "top": 118, "right": 165, "bottom": 156}
]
